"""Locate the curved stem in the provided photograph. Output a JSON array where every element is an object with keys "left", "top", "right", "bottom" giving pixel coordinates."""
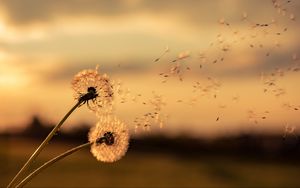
[
  {"left": 7, "top": 101, "right": 82, "bottom": 188},
  {"left": 16, "top": 142, "right": 92, "bottom": 188}
]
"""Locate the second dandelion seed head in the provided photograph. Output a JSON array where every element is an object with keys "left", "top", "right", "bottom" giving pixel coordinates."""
[{"left": 89, "top": 116, "right": 129, "bottom": 163}]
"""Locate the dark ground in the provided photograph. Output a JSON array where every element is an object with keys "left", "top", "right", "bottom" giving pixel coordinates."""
[{"left": 1, "top": 116, "right": 300, "bottom": 187}]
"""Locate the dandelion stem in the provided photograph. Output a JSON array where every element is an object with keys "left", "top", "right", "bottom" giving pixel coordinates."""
[
  {"left": 16, "top": 142, "right": 92, "bottom": 188},
  {"left": 7, "top": 100, "right": 82, "bottom": 188}
]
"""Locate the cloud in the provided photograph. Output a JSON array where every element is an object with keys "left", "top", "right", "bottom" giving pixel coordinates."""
[
  {"left": 0, "top": 0, "right": 129, "bottom": 25},
  {"left": 0, "top": 0, "right": 299, "bottom": 83},
  {"left": 1, "top": 0, "right": 293, "bottom": 26}
]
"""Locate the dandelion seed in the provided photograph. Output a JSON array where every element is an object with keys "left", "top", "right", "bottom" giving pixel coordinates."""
[
  {"left": 172, "top": 51, "right": 190, "bottom": 62},
  {"left": 232, "top": 95, "right": 239, "bottom": 102},
  {"left": 88, "top": 116, "right": 129, "bottom": 163},
  {"left": 290, "top": 13, "right": 295, "bottom": 21},
  {"left": 222, "top": 47, "right": 229, "bottom": 52},
  {"left": 283, "top": 123, "right": 296, "bottom": 138},
  {"left": 154, "top": 45, "right": 169, "bottom": 62},
  {"left": 71, "top": 66, "right": 114, "bottom": 114},
  {"left": 219, "top": 18, "right": 225, "bottom": 25}
]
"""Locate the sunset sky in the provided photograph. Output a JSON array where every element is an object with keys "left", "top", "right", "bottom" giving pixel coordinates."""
[{"left": 0, "top": 0, "right": 299, "bottom": 137}]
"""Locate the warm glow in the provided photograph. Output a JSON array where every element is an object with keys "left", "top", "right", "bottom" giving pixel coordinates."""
[
  {"left": 0, "top": 0, "right": 299, "bottom": 137},
  {"left": 0, "top": 63, "right": 28, "bottom": 87}
]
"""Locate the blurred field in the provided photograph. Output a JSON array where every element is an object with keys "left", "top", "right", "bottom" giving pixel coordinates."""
[{"left": 1, "top": 137, "right": 300, "bottom": 188}]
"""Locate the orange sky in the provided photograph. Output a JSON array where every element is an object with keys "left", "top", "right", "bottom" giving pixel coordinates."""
[{"left": 0, "top": 0, "right": 299, "bottom": 137}]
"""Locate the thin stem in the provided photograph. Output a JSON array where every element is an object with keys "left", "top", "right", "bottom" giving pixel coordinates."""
[
  {"left": 16, "top": 142, "right": 92, "bottom": 188},
  {"left": 7, "top": 101, "right": 82, "bottom": 188}
]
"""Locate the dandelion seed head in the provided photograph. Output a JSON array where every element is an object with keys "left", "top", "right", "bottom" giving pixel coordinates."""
[
  {"left": 88, "top": 116, "right": 129, "bottom": 163},
  {"left": 71, "top": 67, "right": 114, "bottom": 114}
]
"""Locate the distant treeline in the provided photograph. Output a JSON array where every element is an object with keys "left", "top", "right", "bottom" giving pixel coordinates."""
[{"left": 2, "top": 116, "right": 300, "bottom": 160}]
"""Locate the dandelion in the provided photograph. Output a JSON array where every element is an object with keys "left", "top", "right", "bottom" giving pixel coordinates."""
[
  {"left": 71, "top": 66, "right": 114, "bottom": 114},
  {"left": 9, "top": 67, "right": 115, "bottom": 187},
  {"left": 88, "top": 116, "right": 129, "bottom": 162}
]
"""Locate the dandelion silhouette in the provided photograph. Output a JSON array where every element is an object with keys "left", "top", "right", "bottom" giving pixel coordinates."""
[
  {"left": 89, "top": 116, "right": 129, "bottom": 162},
  {"left": 8, "top": 64, "right": 126, "bottom": 187},
  {"left": 71, "top": 66, "right": 114, "bottom": 114}
]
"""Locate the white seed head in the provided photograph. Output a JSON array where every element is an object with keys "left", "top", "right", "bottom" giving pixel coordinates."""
[
  {"left": 71, "top": 67, "right": 114, "bottom": 114},
  {"left": 88, "top": 116, "right": 129, "bottom": 163}
]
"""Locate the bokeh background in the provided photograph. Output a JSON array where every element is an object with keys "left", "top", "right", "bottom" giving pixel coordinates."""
[{"left": 1, "top": 0, "right": 300, "bottom": 187}]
